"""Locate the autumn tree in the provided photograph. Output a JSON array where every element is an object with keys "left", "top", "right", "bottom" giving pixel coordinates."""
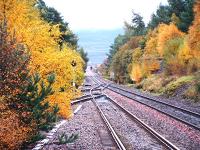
[
  {"left": 188, "top": 0, "right": 200, "bottom": 52},
  {"left": 37, "top": 0, "right": 78, "bottom": 49},
  {"left": 130, "top": 48, "right": 143, "bottom": 82},
  {"left": 144, "top": 28, "right": 159, "bottom": 56},
  {"left": 111, "top": 49, "right": 133, "bottom": 84},
  {"left": 157, "top": 23, "right": 184, "bottom": 57},
  {"left": 0, "top": 104, "right": 32, "bottom": 149},
  {"left": 131, "top": 63, "right": 143, "bottom": 83},
  {"left": 0, "top": 21, "right": 29, "bottom": 99},
  {"left": 0, "top": 0, "right": 85, "bottom": 148},
  {"left": 0, "top": 0, "right": 84, "bottom": 118},
  {"left": 110, "top": 36, "right": 142, "bottom": 83},
  {"left": 0, "top": 21, "right": 32, "bottom": 149},
  {"left": 107, "top": 12, "right": 146, "bottom": 81}
]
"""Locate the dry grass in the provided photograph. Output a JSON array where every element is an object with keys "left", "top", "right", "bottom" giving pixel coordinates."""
[
  {"left": 163, "top": 75, "right": 194, "bottom": 96},
  {"left": 138, "top": 74, "right": 199, "bottom": 101}
]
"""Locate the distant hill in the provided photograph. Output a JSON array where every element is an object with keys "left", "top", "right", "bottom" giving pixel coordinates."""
[{"left": 76, "top": 29, "right": 123, "bottom": 65}]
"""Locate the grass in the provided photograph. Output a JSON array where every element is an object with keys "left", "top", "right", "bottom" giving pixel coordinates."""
[
  {"left": 138, "top": 74, "right": 175, "bottom": 93},
  {"left": 184, "top": 87, "right": 200, "bottom": 102},
  {"left": 163, "top": 75, "right": 194, "bottom": 96},
  {"left": 183, "top": 74, "right": 200, "bottom": 102},
  {"left": 136, "top": 74, "right": 197, "bottom": 100},
  {"left": 103, "top": 75, "right": 111, "bottom": 80}
]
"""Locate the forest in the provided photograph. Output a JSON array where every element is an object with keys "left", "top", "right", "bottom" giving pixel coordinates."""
[
  {"left": 99, "top": 0, "right": 200, "bottom": 101},
  {"left": 0, "top": 0, "right": 88, "bottom": 149}
]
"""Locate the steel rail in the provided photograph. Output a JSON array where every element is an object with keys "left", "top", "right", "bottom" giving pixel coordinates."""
[
  {"left": 107, "top": 86, "right": 200, "bottom": 131},
  {"left": 93, "top": 76, "right": 200, "bottom": 130},
  {"left": 90, "top": 84, "right": 127, "bottom": 150},
  {"left": 104, "top": 94, "right": 179, "bottom": 150},
  {"left": 91, "top": 76, "right": 179, "bottom": 149},
  {"left": 109, "top": 84, "right": 200, "bottom": 118},
  {"left": 71, "top": 94, "right": 103, "bottom": 105}
]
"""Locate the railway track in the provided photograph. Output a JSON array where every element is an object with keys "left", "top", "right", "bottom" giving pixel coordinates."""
[
  {"left": 90, "top": 86, "right": 126, "bottom": 150},
  {"left": 71, "top": 94, "right": 103, "bottom": 105},
  {"left": 93, "top": 75, "right": 200, "bottom": 131},
  {"left": 90, "top": 76, "right": 179, "bottom": 150}
]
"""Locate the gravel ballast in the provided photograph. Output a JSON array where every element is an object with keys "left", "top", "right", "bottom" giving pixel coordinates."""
[
  {"left": 107, "top": 86, "right": 200, "bottom": 129},
  {"left": 43, "top": 100, "right": 118, "bottom": 150},
  {"left": 96, "top": 97, "right": 165, "bottom": 150},
  {"left": 98, "top": 76, "right": 200, "bottom": 114},
  {"left": 104, "top": 89, "right": 200, "bottom": 149}
]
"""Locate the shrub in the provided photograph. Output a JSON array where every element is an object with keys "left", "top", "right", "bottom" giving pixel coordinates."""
[
  {"left": 196, "top": 73, "right": 200, "bottom": 94},
  {"left": 0, "top": 103, "right": 32, "bottom": 149},
  {"left": 17, "top": 73, "right": 59, "bottom": 131},
  {"left": 0, "top": 21, "right": 29, "bottom": 99},
  {"left": 131, "top": 64, "right": 143, "bottom": 83},
  {"left": 184, "top": 86, "right": 200, "bottom": 102},
  {"left": 140, "top": 74, "right": 175, "bottom": 93},
  {"left": 57, "top": 132, "right": 79, "bottom": 145},
  {"left": 163, "top": 75, "right": 194, "bottom": 96}
]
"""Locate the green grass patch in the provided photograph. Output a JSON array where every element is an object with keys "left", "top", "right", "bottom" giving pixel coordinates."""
[
  {"left": 183, "top": 73, "right": 200, "bottom": 102},
  {"left": 103, "top": 75, "right": 110, "bottom": 80},
  {"left": 163, "top": 75, "right": 194, "bottom": 96},
  {"left": 138, "top": 74, "right": 175, "bottom": 94},
  {"left": 183, "top": 86, "right": 200, "bottom": 102}
]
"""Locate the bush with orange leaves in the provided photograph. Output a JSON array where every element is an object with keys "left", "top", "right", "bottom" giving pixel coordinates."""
[
  {"left": 0, "top": 21, "right": 60, "bottom": 149},
  {"left": 0, "top": 21, "right": 29, "bottom": 99},
  {"left": 0, "top": 0, "right": 84, "bottom": 119},
  {"left": 133, "top": 22, "right": 199, "bottom": 79},
  {"left": 187, "top": 0, "right": 200, "bottom": 72},
  {"left": 157, "top": 23, "right": 184, "bottom": 57},
  {"left": 0, "top": 21, "right": 33, "bottom": 149},
  {"left": 0, "top": 103, "right": 33, "bottom": 150},
  {"left": 188, "top": 0, "right": 200, "bottom": 53},
  {"left": 131, "top": 63, "right": 143, "bottom": 83}
]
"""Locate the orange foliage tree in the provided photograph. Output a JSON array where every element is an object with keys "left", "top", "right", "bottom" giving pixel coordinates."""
[
  {"left": 157, "top": 23, "right": 184, "bottom": 57},
  {"left": 0, "top": 0, "right": 85, "bottom": 149},
  {"left": 131, "top": 63, "right": 142, "bottom": 83},
  {"left": 0, "top": 22, "right": 33, "bottom": 149},
  {"left": 188, "top": 0, "right": 200, "bottom": 57},
  {"left": 111, "top": 36, "right": 142, "bottom": 83},
  {"left": 130, "top": 23, "right": 188, "bottom": 81},
  {"left": 0, "top": 21, "right": 29, "bottom": 98},
  {"left": 0, "top": 103, "right": 32, "bottom": 150},
  {"left": 0, "top": 0, "right": 84, "bottom": 118}
]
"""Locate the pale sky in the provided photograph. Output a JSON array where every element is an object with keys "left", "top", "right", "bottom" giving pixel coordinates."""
[{"left": 43, "top": 0, "right": 168, "bottom": 31}]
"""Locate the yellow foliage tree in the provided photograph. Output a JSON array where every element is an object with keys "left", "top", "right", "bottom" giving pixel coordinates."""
[
  {"left": 178, "top": 38, "right": 193, "bottom": 61},
  {"left": 142, "top": 58, "right": 160, "bottom": 73},
  {"left": 144, "top": 29, "right": 159, "bottom": 56},
  {"left": 140, "top": 28, "right": 161, "bottom": 77},
  {"left": 157, "top": 23, "right": 184, "bottom": 57},
  {"left": 0, "top": 0, "right": 84, "bottom": 118},
  {"left": 188, "top": 0, "right": 200, "bottom": 57},
  {"left": 131, "top": 64, "right": 142, "bottom": 83}
]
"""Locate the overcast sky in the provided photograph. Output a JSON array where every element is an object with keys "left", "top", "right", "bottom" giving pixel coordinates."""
[{"left": 43, "top": 0, "right": 168, "bottom": 31}]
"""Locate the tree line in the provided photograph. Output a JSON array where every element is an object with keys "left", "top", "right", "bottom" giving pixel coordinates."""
[
  {"left": 0, "top": 0, "right": 88, "bottom": 149},
  {"left": 99, "top": 0, "right": 199, "bottom": 99}
]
